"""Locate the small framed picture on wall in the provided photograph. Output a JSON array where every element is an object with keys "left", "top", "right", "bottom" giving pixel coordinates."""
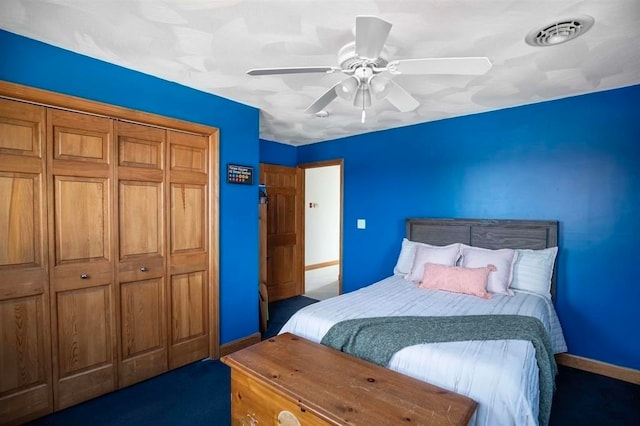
[{"left": 227, "top": 163, "right": 254, "bottom": 185}]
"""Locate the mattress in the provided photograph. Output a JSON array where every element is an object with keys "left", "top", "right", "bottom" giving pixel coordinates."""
[{"left": 279, "top": 275, "right": 567, "bottom": 426}]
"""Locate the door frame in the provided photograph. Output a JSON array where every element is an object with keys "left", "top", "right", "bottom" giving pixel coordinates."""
[{"left": 299, "top": 159, "right": 344, "bottom": 296}]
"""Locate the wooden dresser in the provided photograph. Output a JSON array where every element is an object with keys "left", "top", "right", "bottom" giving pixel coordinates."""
[{"left": 222, "top": 333, "right": 477, "bottom": 425}]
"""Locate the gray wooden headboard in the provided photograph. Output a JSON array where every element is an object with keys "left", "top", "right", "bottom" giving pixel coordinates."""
[{"left": 407, "top": 218, "right": 559, "bottom": 300}]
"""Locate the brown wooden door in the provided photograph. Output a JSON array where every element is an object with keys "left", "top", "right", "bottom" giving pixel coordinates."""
[
  {"left": 47, "top": 109, "right": 117, "bottom": 410},
  {"left": 115, "top": 121, "right": 168, "bottom": 387},
  {"left": 167, "top": 130, "right": 209, "bottom": 369},
  {"left": 0, "top": 99, "right": 53, "bottom": 424},
  {"left": 259, "top": 164, "right": 303, "bottom": 301}
]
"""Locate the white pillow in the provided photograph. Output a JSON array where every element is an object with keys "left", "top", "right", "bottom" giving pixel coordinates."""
[
  {"left": 460, "top": 245, "right": 517, "bottom": 295},
  {"left": 510, "top": 247, "right": 558, "bottom": 299},
  {"left": 393, "top": 238, "right": 460, "bottom": 276},
  {"left": 405, "top": 243, "right": 461, "bottom": 282},
  {"left": 393, "top": 238, "right": 423, "bottom": 276}
]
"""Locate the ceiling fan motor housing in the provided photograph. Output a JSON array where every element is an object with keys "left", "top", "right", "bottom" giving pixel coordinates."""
[{"left": 338, "top": 41, "right": 389, "bottom": 70}]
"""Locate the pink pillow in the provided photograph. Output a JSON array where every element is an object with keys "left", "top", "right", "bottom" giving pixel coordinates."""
[{"left": 418, "top": 262, "right": 495, "bottom": 299}]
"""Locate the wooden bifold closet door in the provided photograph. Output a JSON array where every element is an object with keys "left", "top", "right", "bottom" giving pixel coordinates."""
[
  {"left": 0, "top": 89, "right": 216, "bottom": 424},
  {"left": 116, "top": 121, "right": 167, "bottom": 387},
  {"left": 166, "top": 131, "right": 210, "bottom": 369},
  {"left": 0, "top": 99, "right": 52, "bottom": 423},
  {"left": 47, "top": 108, "right": 117, "bottom": 410},
  {"left": 115, "top": 122, "right": 212, "bottom": 377}
]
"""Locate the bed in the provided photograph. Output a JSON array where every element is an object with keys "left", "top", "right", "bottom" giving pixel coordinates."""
[{"left": 280, "top": 218, "right": 568, "bottom": 426}]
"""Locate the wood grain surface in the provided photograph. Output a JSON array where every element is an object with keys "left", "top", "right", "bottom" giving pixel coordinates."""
[{"left": 223, "top": 333, "right": 477, "bottom": 425}]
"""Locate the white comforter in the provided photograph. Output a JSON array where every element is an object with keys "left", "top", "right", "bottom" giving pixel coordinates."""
[{"left": 279, "top": 275, "right": 567, "bottom": 426}]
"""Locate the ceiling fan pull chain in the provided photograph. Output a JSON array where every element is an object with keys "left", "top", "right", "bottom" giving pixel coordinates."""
[{"left": 361, "top": 81, "right": 367, "bottom": 124}]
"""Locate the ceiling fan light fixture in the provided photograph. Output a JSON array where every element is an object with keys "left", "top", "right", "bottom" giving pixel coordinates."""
[
  {"left": 353, "top": 87, "right": 371, "bottom": 108},
  {"left": 370, "top": 76, "right": 390, "bottom": 99},
  {"left": 337, "top": 76, "right": 359, "bottom": 100},
  {"left": 525, "top": 15, "right": 595, "bottom": 46}
]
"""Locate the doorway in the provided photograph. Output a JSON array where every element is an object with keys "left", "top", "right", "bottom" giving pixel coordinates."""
[{"left": 300, "top": 160, "right": 343, "bottom": 300}]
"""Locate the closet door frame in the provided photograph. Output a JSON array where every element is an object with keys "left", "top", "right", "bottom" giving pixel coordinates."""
[{"left": 0, "top": 81, "right": 220, "bottom": 362}]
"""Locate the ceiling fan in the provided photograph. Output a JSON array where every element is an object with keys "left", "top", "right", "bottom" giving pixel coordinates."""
[{"left": 247, "top": 16, "right": 492, "bottom": 123}]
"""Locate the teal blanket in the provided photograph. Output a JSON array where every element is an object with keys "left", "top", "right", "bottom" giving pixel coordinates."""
[{"left": 320, "top": 315, "right": 556, "bottom": 426}]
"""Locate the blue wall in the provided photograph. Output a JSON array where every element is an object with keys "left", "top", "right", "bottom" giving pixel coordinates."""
[
  {"left": 0, "top": 30, "right": 260, "bottom": 345},
  {"left": 297, "top": 85, "right": 640, "bottom": 370},
  {"left": 260, "top": 139, "right": 297, "bottom": 166}
]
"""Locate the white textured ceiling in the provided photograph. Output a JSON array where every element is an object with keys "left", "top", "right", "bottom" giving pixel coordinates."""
[{"left": 2, "top": 0, "right": 639, "bottom": 145}]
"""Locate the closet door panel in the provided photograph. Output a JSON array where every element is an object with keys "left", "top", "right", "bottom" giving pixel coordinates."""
[
  {"left": 170, "top": 184, "right": 205, "bottom": 253},
  {"left": 0, "top": 297, "right": 42, "bottom": 389},
  {"left": 167, "top": 131, "right": 209, "bottom": 369},
  {"left": 0, "top": 99, "right": 52, "bottom": 424},
  {"left": 0, "top": 295, "right": 50, "bottom": 423},
  {"left": 119, "top": 181, "right": 163, "bottom": 259},
  {"left": 170, "top": 142, "right": 206, "bottom": 173},
  {"left": 55, "top": 290, "right": 114, "bottom": 408},
  {"left": 54, "top": 177, "right": 110, "bottom": 264},
  {"left": 119, "top": 134, "right": 163, "bottom": 169},
  {"left": 48, "top": 109, "right": 116, "bottom": 410},
  {"left": 0, "top": 173, "right": 38, "bottom": 266},
  {"left": 119, "top": 277, "right": 165, "bottom": 387},
  {"left": 56, "top": 286, "right": 112, "bottom": 376},
  {"left": 169, "top": 271, "right": 208, "bottom": 368},
  {"left": 121, "top": 278, "right": 163, "bottom": 354},
  {"left": 171, "top": 271, "right": 206, "bottom": 339},
  {"left": 116, "top": 121, "right": 167, "bottom": 387},
  {"left": 0, "top": 100, "right": 43, "bottom": 157},
  {"left": 52, "top": 115, "right": 110, "bottom": 164}
]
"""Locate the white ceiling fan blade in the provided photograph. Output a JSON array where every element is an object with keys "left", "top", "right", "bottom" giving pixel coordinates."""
[
  {"left": 247, "top": 66, "right": 338, "bottom": 76},
  {"left": 388, "top": 57, "right": 492, "bottom": 75},
  {"left": 355, "top": 16, "right": 392, "bottom": 59},
  {"left": 384, "top": 80, "right": 420, "bottom": 112},
  {"left": 305, "top": 82, "right": 343, "bottom": 114}
]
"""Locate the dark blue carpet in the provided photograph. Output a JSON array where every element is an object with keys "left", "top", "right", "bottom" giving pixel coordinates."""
[
  {"left": 27, "top": 296, "right": 317, "bottom": 426},
  {"left": 262, "top": 295, "right": 318, "bottom": 339},
  {"left": 28, "top": 360, "right": 230, "bottom": 426},
  {"left": 550, "top": 364, "right": 640, "bottom": 425},
  {"left": 27, "top": 296, "right": 639, "bottom": 425}
]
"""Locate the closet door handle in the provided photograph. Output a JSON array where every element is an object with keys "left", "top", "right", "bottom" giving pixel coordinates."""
[
  {"left": 80, "top": 274, "right": 89, "bottom": 279},
  {"left": 140, "top": 267, "right": 149, "bottom": 272}
]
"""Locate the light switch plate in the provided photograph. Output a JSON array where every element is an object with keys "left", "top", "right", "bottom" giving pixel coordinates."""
[{"left": 357, "top": 219, "right": 366, "bottom": 229}]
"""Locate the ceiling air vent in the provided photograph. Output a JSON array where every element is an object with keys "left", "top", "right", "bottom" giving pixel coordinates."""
[{"left": 525, "top": 15, "right": 595, "bottom": 46}]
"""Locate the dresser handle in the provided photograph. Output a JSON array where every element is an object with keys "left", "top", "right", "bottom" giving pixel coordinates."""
[
  {"left": 140, "top": 267, "right": 149, "bottom": 272},
  {"left": 80, "top": 274, "right": 89, "bottom": 279}
]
